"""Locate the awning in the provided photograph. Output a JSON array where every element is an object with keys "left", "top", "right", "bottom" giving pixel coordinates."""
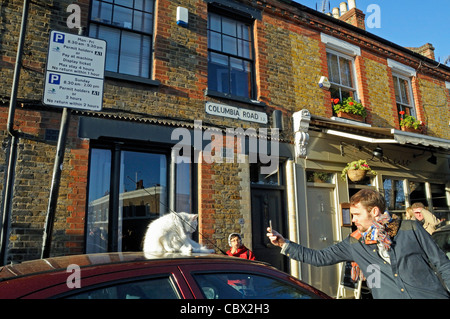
[{"left": 310, "top": 116, "right": 450, "bottom": 152}]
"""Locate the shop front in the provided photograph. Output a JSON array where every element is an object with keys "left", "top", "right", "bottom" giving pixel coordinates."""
[{"left": 291, "top": 110, "right": 450, "bottom": 297}]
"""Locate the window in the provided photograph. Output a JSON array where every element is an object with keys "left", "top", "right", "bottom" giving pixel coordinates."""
[
  {"left": 409, "top": 181, "right": 428, "bottom": 207},
  {"left": 86, "top": 144, "right": 192, "bottom": 253},
  {"left": 383, "top": 178, "right": 406, "bottom": 211},
  {"left": 66, "top": 276, "right": 180, "bottom": 299},
  {"left": 393, "top": 74, "right": 416, "bottom": 118},
  {"left": 327, "top": 50, "right": 357, "bottom": 106},
  {"left": 89, "top": 0, "right": 154, "bottom": 78},
  {"left": 193, "top": 272, "right": 319, "bottom": 299},
  {"left": 207, "top": 11, "right": 254, "bottom": 99}
]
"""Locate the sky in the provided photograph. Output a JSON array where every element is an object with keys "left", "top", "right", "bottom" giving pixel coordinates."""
[{"left": 293, "top": 0, "right": 450, "bottom": 64}]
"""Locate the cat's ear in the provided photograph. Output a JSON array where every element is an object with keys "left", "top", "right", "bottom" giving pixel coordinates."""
[{"left": 191, "top": 214, "right": 198, "bottom": 220}]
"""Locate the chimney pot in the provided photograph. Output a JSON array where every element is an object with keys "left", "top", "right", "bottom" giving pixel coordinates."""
[
  {"left": 348, "top": 0, "right": 356, "bottom": 10},
  {"left": 332, "top": 7, "right": 340, "bottom": 18},
  {"left": 339, "top": 2, "right": 348, "bottom": 16}
]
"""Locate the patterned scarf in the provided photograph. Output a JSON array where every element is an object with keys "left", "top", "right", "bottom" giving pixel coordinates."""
[
  {"left": 362, "top": 212, "right": 392, "bottom": 250},
  {"left": 351, "top": 212, "right": 393, "bottom": 281}
]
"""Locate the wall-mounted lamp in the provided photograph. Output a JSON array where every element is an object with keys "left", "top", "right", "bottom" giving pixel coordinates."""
[{"left": 372, "top": 146, "right": 383, "bottom": 159}]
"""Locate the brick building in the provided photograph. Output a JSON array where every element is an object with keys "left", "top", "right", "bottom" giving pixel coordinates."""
[{"left": 1, "top": 0, "right": 449, "bottom": 297}]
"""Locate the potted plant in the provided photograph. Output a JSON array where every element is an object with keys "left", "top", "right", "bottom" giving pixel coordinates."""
[
  {"left": 399, "top": 111, "right": 423, "bottom": 133},
  {"left": 341, "top": 159, "right": 377, "bottom": 182},
  {"left": 332, "top": 97, "right": 367, "bottom": 121}
]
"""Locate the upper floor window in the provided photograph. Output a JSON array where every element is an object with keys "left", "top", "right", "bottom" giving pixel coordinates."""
[
  {"left": 393, "top": 74, "right": 416, "bottom": 118},
  {"left": 387, "top": 59, "right": 417, "bottom": 122},
  {"left": 327, "top": 50, "right": 357, "bottom": 103},
  {"left": 89, "top": 0, "right": 155, "bottom": 78},
  {"left": 207, "top": 12, "right": 254, "bottom": 99}
]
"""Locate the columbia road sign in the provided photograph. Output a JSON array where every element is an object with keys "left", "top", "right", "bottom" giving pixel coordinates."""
[
  {"left": 43, "top": 31, "right": 106, "bottom": 111},
  {"left": 205, "top": 101, "right": 268, "bottom": 124}
]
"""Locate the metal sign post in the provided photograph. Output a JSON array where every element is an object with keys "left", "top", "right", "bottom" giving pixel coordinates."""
[{"left": 41, "top": 29, "right": 106, "bottom": 258}]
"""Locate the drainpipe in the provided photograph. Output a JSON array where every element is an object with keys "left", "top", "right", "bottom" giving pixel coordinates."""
[{"left": 0, "top": 0, "right": 30, "bottom": 266}]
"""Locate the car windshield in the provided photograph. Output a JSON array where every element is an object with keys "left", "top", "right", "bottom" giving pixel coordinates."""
[{"left": 193, "top": 272, "right": 319, "bottom": 299}]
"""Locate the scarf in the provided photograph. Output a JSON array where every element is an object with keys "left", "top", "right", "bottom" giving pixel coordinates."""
[
  {"left": 362, "top": 212, "right": 392, "bottom": 250},
  {"left": 351, "top": 212, "right": 397, "bottom": 281}
]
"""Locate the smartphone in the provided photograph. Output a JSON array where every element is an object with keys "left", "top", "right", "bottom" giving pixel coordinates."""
[{"left": 269, "top": 220, "right": 273, "bottom": 233}]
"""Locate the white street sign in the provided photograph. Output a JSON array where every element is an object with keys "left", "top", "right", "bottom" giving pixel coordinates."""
[
  {"left": 44, "top": 72, "right": 104, "bottom": 111},
  {"left": 43, "top": 31, "right": 106, "bottom": 111},
  {"left": 205, "top": 101, "right": 268, "bottom": 124}
]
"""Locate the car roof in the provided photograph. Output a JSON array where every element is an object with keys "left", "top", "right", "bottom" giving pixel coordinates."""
[
  {"left": 0, "top": 252, "right": 267, "bottom": 281},
  {"left": 434, "top": 224, "right": 450, "bottom": 234}
]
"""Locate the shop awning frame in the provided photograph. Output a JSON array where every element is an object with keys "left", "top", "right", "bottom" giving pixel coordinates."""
[
  {"left": 324, "top": 128, "right": 450, "bottom": 151},
  {"left": 310, "top": 115, "right": 450, "bottom": 152}
]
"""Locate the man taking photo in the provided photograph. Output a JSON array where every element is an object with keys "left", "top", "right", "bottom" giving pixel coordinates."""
[{"left": 267, "top": 189, "right": 450, "bottom": 299}]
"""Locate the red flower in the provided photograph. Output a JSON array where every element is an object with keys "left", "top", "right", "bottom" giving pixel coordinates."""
[
  {"left": 399, "top": 111, "right": 405, "bottom": 115},
  {"left": 333, "top": 98, "right": 340, "bottom": 104},
  {"left": 348, "top": 102, "right": 354, "bottom": 106}
]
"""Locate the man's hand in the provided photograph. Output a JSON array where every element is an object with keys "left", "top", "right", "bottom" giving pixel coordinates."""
[{"left": 266, "top": 228, "right": 286, "bottom": 247}]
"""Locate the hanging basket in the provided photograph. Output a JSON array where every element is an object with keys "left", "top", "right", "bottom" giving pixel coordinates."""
[{"left": 347, "top": 169, "right": 367, "bottom": 182}]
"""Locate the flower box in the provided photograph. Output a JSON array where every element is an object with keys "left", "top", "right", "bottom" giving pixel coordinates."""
[
  {"left": 401, "top": 126, "right": 422, "bottom": 133},
  {"left": 337, "top": 111, "right": 364, "bottom": 122}
]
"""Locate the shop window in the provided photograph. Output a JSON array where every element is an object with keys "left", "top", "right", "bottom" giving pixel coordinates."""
[
  {"left": 306, "top": 171, "right": 333, "bottom": 184},
  {"left": 207, "top": 11, "right": 254, "bottom": 99},
  {"left": 383, "top": 178, "right": 406, "bottom": 211},
  {"left": 430, "top": 183, "right": 448, "bottom": 211},
  {"left": 86, "top": 144, "right": 192, "bottom": 253},
  {"left": 89, "top": 0, "right": 154, "bottom": 78},
  {"left": 409, "top": 181, "right": 428, "bottom": 207},
  {"left": 327, "top": 50, "right": 358, "bottom": 109}
]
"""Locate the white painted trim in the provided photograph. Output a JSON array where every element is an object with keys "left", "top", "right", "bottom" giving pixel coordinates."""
[
  {"left": 321, "top": 33, "right": 361, "bottom": 56},
  {"left": 387, "top": 59, "right": 417, "bottom": 77}
]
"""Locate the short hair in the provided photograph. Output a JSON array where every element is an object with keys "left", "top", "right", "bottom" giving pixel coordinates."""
[
  {"left": 350, "top": 189, "right": 386, "bottom": 213},
  {"left": 411, "top": 202, "right": 425, "bottom": 209}
]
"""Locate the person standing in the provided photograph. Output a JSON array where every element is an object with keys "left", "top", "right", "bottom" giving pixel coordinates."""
[
  {"left": 411, "top": 202, "right": 441, "bottom": 234},
  {"left": 267, "top": 189, "right": 450, "bottom": 299}
]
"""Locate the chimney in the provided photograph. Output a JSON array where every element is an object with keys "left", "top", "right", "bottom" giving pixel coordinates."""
[
  {"left": 405, "top": 43, "right": 436, "bottom": 60},
  {"left": 339, "top": 0, "right": 366, "bottom": 30}
]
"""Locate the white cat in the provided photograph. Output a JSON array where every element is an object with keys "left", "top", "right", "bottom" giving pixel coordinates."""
[{"left": 143, "top": 212, "right": 215, "bottom": 254}]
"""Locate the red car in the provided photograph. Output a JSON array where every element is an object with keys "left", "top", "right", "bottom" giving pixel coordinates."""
[{"left": 0, "top": 252, "right": 329, "bottom": 299}]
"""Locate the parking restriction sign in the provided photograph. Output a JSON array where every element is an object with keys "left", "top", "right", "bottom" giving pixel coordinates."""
[{"left": 43, "top": 31, "right": 106, "bottom": 111}]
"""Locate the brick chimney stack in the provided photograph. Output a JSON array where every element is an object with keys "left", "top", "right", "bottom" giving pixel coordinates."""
[
  {"left": 405, "top": 43, "right": 436, "bottom": 60},
  {"left": 333, "top": 1, "right": 366, "bottom": 30}
]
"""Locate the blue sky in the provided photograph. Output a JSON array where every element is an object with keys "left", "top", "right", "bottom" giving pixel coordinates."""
[{"left": 293, "top": 0, "right": 450, "bottom": 64}]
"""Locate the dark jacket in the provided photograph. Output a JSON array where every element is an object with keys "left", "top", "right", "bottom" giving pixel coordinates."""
[
  {"left": 226, "top": 246, "right": 256, "bottom": 260},
  {"left": 282, "top": 219, "right": 450, "bottom": 299}
]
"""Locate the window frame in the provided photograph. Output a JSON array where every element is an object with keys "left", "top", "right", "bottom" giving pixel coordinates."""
[
  {"left": 392, "top": 73, "right": 417, "bottom": 119},
  {"left": 88, "top": 0, "right": 156, "bottom": 83},
  {"left": 326, "top": 48, "right": 359, "bottom": 106},
  {"left": 85, "top": 140, "right": 195, "bottom": 253},
  {"left": 207, "top": 8, "right": 256, "bottom": 100}
]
